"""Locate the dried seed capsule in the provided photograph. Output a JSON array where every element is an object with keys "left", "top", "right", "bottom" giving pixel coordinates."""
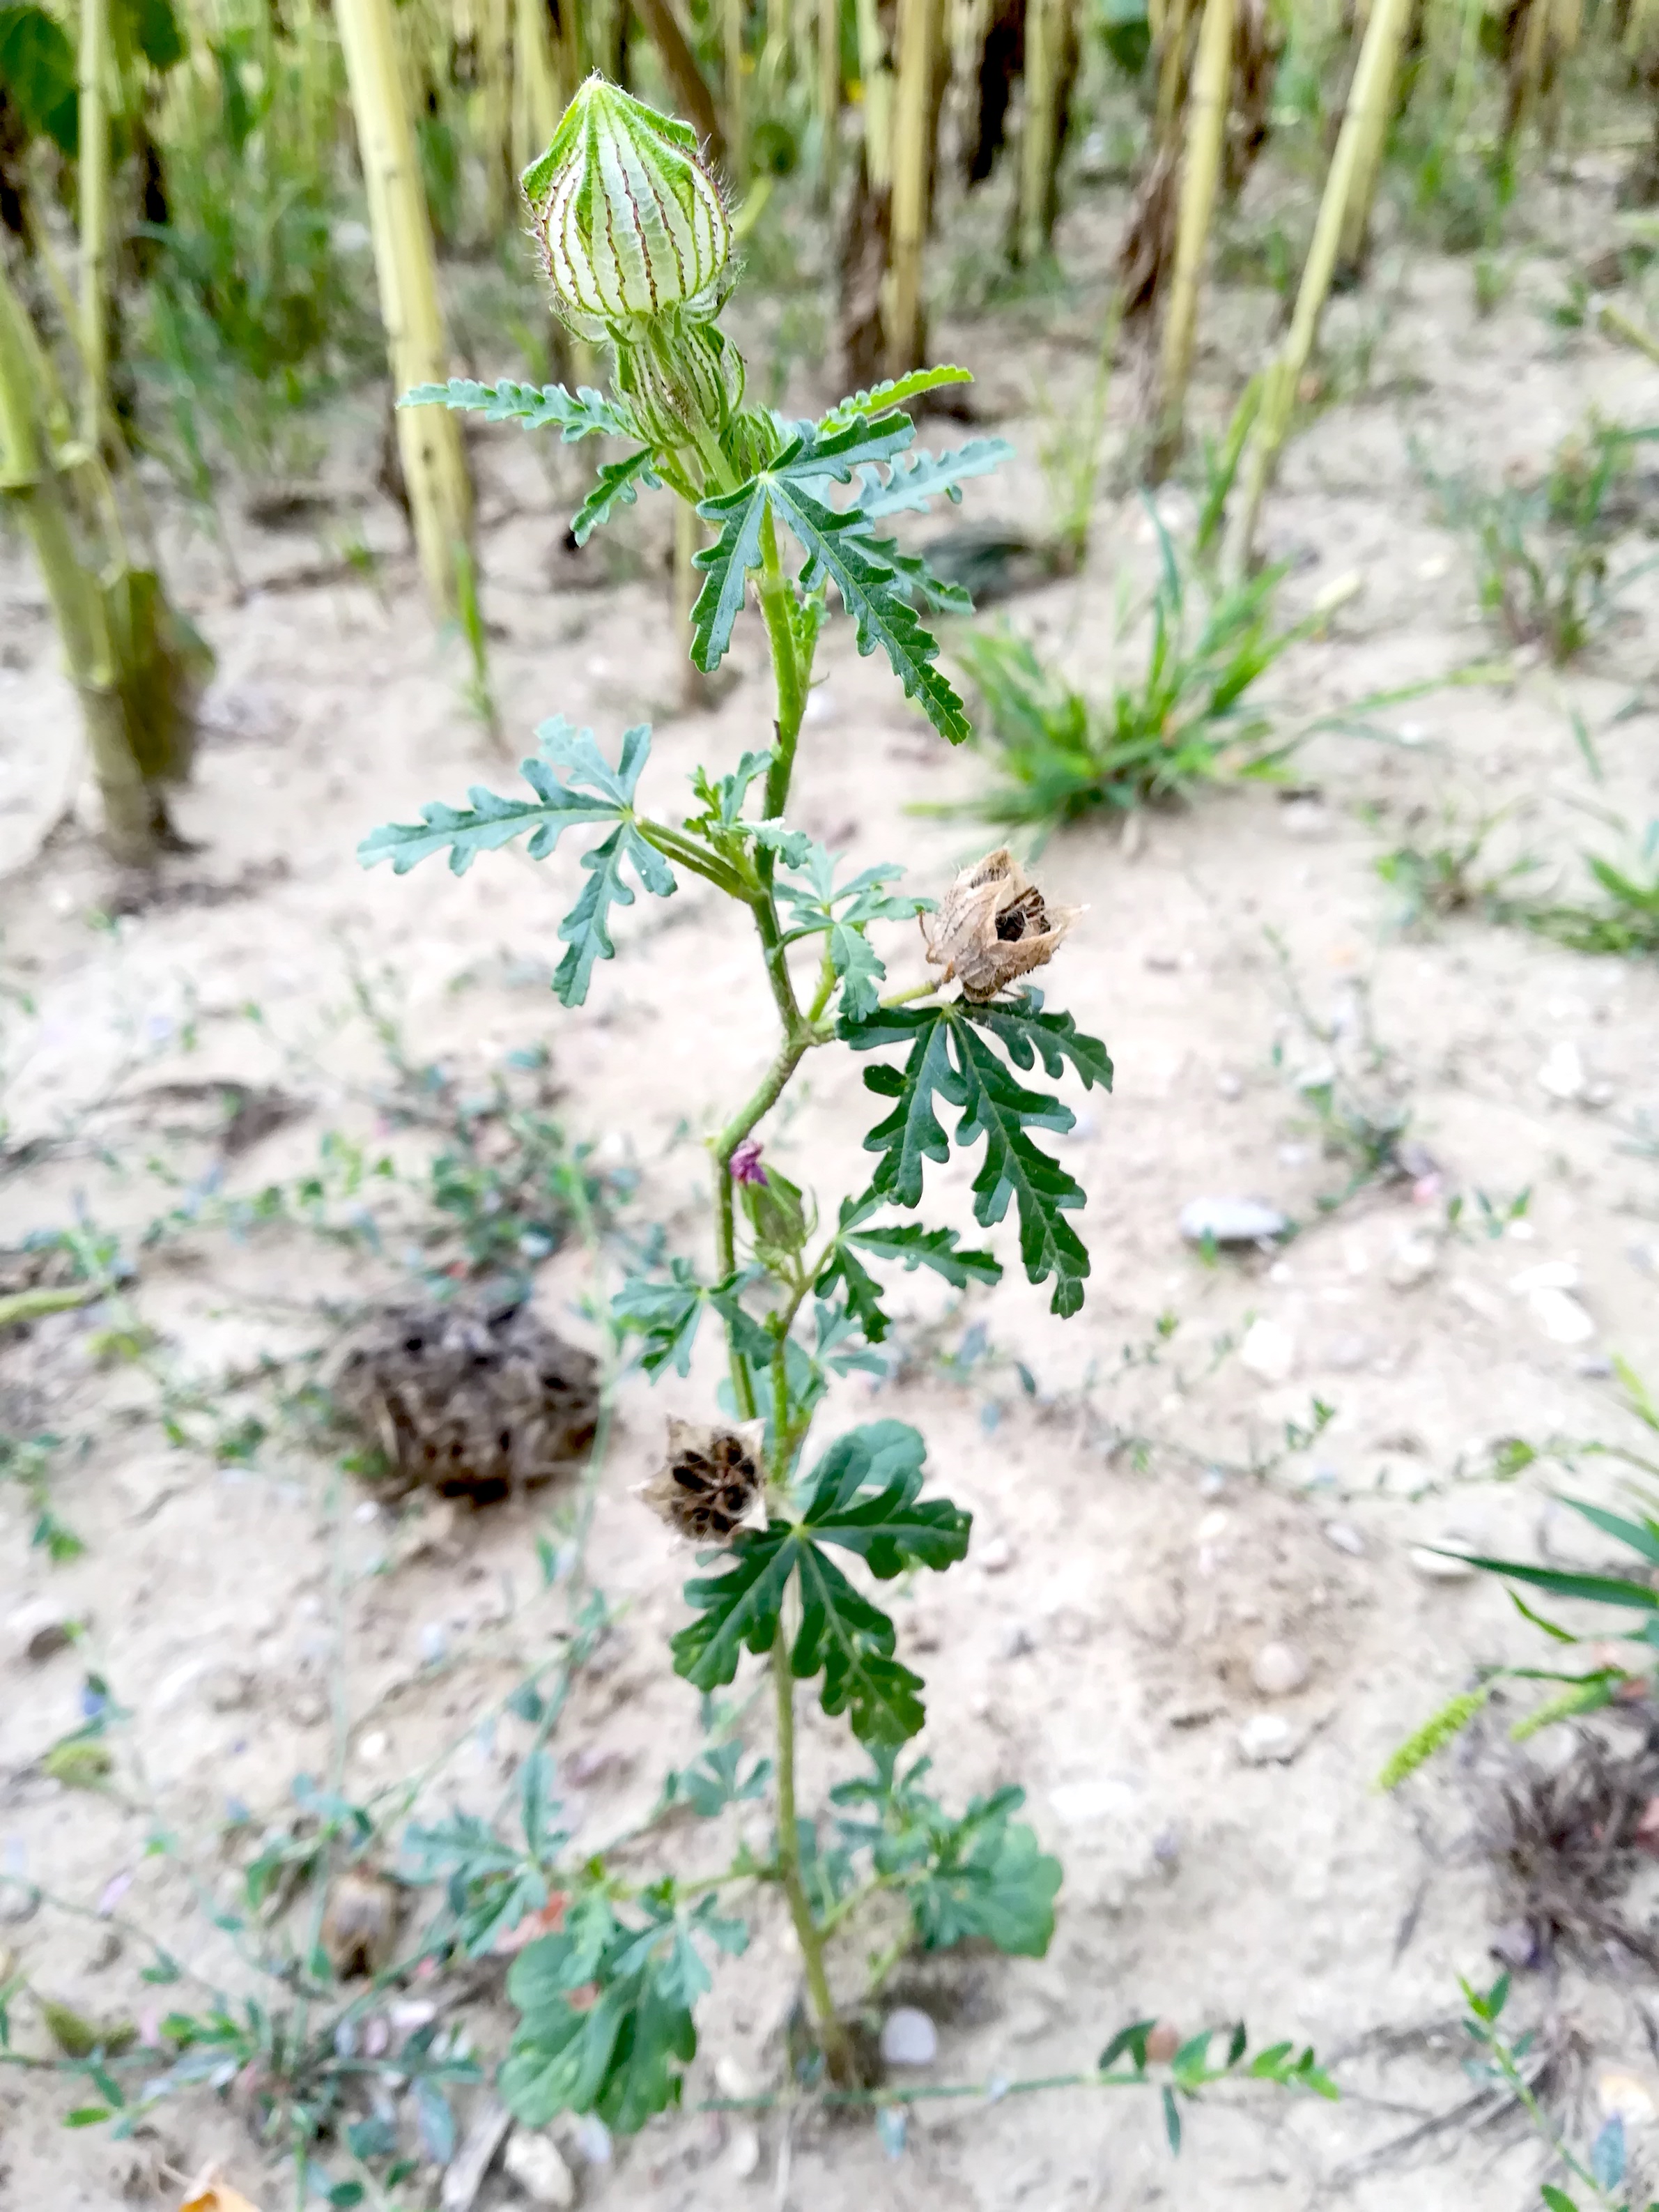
[
  {"left": 921, "top": 847, "right": 1080, "bottom": 1001},
  {"left": 640, "top": 1418, "right": 766, "bottom": 1544},
  {"left": 522, "top": 77, "right": 732, "bottom": 341}
]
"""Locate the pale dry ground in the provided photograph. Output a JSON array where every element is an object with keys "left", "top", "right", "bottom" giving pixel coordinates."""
[{"left": 1, "top": 153, "right": 1659, "bottom": 2212}]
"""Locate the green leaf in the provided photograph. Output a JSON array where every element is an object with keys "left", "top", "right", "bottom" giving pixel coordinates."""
[
  {"left": 1453, "top": 1553, "right": 1659, "bottom": 1611},
  {"left": 612, "top": 1259, "right": 705, "bottom": 1377},
  {"left": 501, "top": 1897, "right": 733, "bottom": 2135},
  {"left": 1162, "top": 2084, "right": 1182, "bottom": 2154},
  {"left": 399, "top": 380, "right": 631, "bottom": 439},
  {"left": 1098, "top": 2019, "right": 1157, "bottom": 2073},
  {"left": 817, "top": 366, "right": 975, "bottom": 433},
  {"left": 799, "top": 1420, "right": 971, "bottom": 1579},
  {"left": 572, "top": 448, "right": 663, "bottom": 545},
  {"left": 826, "top": 921, "right": 885, "bottom": 1020},
  {"left": 691, "top": 414, "right": 972, "bottom": 742},
  {"left": 842, "top": 994, "right": 1109, "bottom": 1316},
  {"left": 848, "top": 438, "right": 1015, "bottom": 522},
  {"left": 670, "top": 1529, "right": 799, "bottom": 1693},
  {"left": 1540, "top": 2188, "right": 1579, "bottom": 2212},
  {"left": 1559, "top": 1494, "right": 1659, "bottom": 1567},
  {"left": 123, "top": 0, "right": 186, "bottom": 71},
  {"left": 553, "top": 817, "right": 674, "bottom": 1007},
  {"left": 0, "top": 4, "right": 77, "bottom": 151},
  {"left": 672, "top": 1424, "right": 966, "bottom": 1746},
  {"left": 907, "top": 1788, "right": 1060, "bottom": 1956},
  {"left": 357, "top": 716, "right": 638, "bottom": 876},
  {"left": 791, "top": 1543, "right": 924, "bottom": 1744},
  {"left": 359, "top": 719, "right": 673, "bottom": 1006}
]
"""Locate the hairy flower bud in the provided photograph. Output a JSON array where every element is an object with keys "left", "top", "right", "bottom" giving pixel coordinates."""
[
  {"left": 522, "top": 77, "right": 732, "bottom": 341},
  {"left": 922, "top": 847, "right": 1080, "bottom": 1001}
]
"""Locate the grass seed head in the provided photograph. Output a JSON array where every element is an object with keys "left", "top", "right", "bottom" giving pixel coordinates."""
[
  {"left": 641, "top": 1418, "right": 766, "bottom": 1544},
  {"left": 923, "top": 847, "right": 1080, "bottom": 1000}
]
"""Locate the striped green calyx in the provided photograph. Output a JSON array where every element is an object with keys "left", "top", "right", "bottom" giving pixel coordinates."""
[
  {"left": 614, "top": 314, "right": 746, "bottom": 453},
  {"left": 523, "top": 77, "right": 732, "bottom": 344}
]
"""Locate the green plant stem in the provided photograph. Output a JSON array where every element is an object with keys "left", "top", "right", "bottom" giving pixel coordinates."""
[
  {"left": 758, "top": 519, "right": 807, "bottom": 820},
  {"left": 771, "top": 1626, "right": 856, "bottom": 2082}
]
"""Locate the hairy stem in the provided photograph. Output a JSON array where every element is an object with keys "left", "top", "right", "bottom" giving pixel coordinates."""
[{"left": 772, "top": 1625, "right": 856, "bottom": 2082}]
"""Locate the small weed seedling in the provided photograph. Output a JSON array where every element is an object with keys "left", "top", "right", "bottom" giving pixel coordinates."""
[
  {"left": 1460, "top": 1974, "right": 1653, "bottom": 2211},
  {"left": 1383, "top": 1363, "right": 1659, "bottom": 1781},
  {"left": 954, "top": 512, "right": 1307, "bottom": 838},
  {"left": 348, "top": 78, "right": 1336, "bottom": 2152},
  {"left": 1419, "top": 420, "right": 1659, "bottom": 664}
]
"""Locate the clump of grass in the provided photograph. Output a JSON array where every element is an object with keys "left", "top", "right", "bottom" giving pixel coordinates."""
[
  {"left": 1419, "top": 419, "right": 1659, "bottom": 664},
  {"left": 955, "top": 524, "right": 1306, "bottom": 836},
  {"left": 1374, "top": 806, "right": 1543, "bottom": 931},
  {"left": 1511, "top": 823, "right": 1659, "bottom": 958}
]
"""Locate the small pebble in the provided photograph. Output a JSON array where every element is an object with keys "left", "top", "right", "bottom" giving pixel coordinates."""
[
  {"left": 1577, "top": 1353, "right": 1615, "bottom": 1378},
  {"left": 1528, "top": 1287, "right": 1594, "bottom": 1345},
  {"left": 1240, "top": 1317, "right": 1296, "bottom": 1385},
  {"left": 1001, "top": 1623, "right": 1035, "bottom": 1659},
  {"left": 713, "top": 2054, "right": 755, "bottom": 2100},
  {"left": 1323, "top": 1521, "right": 1366, "bottom": 1557},
  {"left": 881, "top": 2006, "right": 938, "bottom": 2066},
  {"left": 1538, "top": 1041, "right": 1585, "bottom": 1101},
  {"left": 1178, "top": 1196, "right": 1289, "bottom": 1246},
  {"left": 978, "top": 1536, "right": 1012, "bottom": 1574},
  {"left": 1198, "top": 1468, "right": 1227, "bottom": 1498},
  {"left": 1409, "top": 1544, "right": 1476, "bottom": 1581},
  {"left": 1251, "top": 1641, "right": 1310, "bottom": 1698},
  {"left": 728, "top": 2123, "right": 762, "bottom": 2181},
  {"left": 10, "top": 1603, "right": 73, "bottom": 1665},
  {"left": 1510, "top": 1259, "right": 1580, "bottom": 1293},
  {"left": 1217, "top": 1070, "right": 1244, "bottom": 1101},
  {"left": 1237, "top": 1714, "right": 1300, "bottom": 1765},
  {"left": 1385, "top": 1236, "right": 1438, "bottom": 1291},
  {"left": 1598, "top": 2070, "right": 1658, "bottom": 2129},
  {"left": 419, "top": 1622, "right": 449, "bottom": 1666},
  {"left": 357, "top": 1729, "right": 389, "bottom": 1762},
  {"left": 502, "top": 2130, "right": 578, "bottom": 2207},
  {"left": 573, "top": 2115, "right": 612, "bottom": 2165}
]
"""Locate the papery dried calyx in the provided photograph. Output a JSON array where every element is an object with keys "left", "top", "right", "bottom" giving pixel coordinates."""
[
  {"left": 639, "top": 1418, "right": 766, "bottom": 1544},
  {"left": 921, "top": 847, "right": 1080, "bottom": 1001}
]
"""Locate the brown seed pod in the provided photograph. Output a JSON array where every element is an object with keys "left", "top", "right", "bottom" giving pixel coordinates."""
[
  {"left": 640, "top": 1418, "right": 766, "bottom": 1544},
  {"left": 921, "top": 847, "right": 1079, "bottom": 1001}
]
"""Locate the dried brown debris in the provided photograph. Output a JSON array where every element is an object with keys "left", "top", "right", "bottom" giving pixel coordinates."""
[{"left": 332, "top": 1302, "right": 599, "bottom": 1503}]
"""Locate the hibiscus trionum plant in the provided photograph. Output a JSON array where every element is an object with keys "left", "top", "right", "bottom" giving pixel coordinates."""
[{"left": 363, "top": 77, "right": 1333, "bottom": 2147}]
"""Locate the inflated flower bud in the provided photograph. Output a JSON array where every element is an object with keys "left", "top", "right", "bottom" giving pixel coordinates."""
[{"left": 522, "top": 77, "right": 732, "bottom": 341}]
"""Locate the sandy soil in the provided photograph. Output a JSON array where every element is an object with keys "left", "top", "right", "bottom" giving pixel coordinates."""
[{"left": 3, "top": 148, "right": 1659, "bottom": 2212}]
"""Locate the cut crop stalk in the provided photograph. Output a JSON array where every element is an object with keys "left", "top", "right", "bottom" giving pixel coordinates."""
[
  {"left": 1152, "top": 0, "right": 1234, "bottom": 472},
  {"left": 886, "top": 0, "right": 937, "bottom": 371},
  {"left": 337, "top": 0, "right": 474, "bottom": 619},
  {"left": 77, "top": 0, "right": 110, "bottom": 451},
  {"left": 1222, "top": 0, "right": 1413, "bottom": 578},
  {"left": 1337, "top": 0, "right": 1414, "bottom": 274}
]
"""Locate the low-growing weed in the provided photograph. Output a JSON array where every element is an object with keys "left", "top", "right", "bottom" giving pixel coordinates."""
[
  {"left": 1383, "top": 1362, "right": 1659, "bottom": 1783},
  {"left": 954, "top": 521, "right": 1307, "bottom": 837},
  {"left": 1419, "top": 420, "right": 1659, "bottom": 663}
]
